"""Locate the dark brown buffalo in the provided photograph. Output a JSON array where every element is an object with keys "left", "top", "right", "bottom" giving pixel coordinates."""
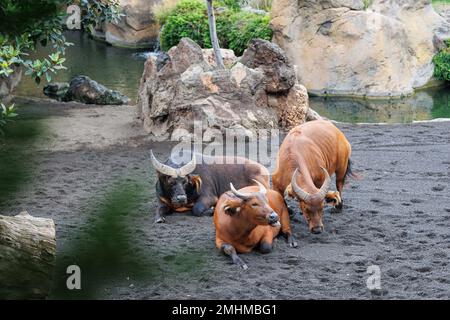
[{"left": 151, "top": 151, "right": 269, "bottom": 223}]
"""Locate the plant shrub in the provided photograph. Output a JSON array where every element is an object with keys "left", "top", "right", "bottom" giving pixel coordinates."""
[
  {"left": 217, "top": 10, "right": 272, "bottom": 56},
  {"left": 159, "top": 0, "right": 211, "bottom": 51},
  {"left": 158, "top": 0, "right": 272, "bottom": 56},
  {"left": 433, "top": 48, "right": 450, "bottom": 82},
  {"left": 433, "top": 40, "right": 450, "bottom": 81}
]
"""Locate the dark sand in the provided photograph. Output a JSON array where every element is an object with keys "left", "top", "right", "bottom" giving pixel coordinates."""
[{"left": 2, "top": 97, "right": 450, "bottom": 299}]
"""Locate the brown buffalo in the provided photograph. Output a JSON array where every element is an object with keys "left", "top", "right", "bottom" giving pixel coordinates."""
[
  {"left": 214, "top": 180, "right": 296, "bottom": 269},
  {"left": 272, "top": 120, "right": 355, "bottom": 234}
]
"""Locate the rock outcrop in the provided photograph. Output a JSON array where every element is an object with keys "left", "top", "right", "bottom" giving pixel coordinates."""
[
  {"left": 137, "top": 38, "right": 309, "bottom": 140},
  {"left": 271, "top": 0, "right": 450, "bottom": 97},
  {"left": 92, "top": 0, "right": 160, "bottom": 48},
  {"left": 44, "top": 76, "right": 129, "bottom": 105}
]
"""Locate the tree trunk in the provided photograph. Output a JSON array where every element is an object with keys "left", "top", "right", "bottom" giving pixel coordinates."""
[
  {"left": 0, "top": 211, "right": 56, "bottom": 299},
  {"left": 206, "top": 0, "right": 225, "bottom": 69}
]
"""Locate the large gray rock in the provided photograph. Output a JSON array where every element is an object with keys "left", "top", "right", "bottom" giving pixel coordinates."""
[
  {"left": 44, "top": 76, "right": 129, "bottom": 105},
  {"left": 271, "top": 0, "right": 450, "bottom": 97},
  {"left": 136, "top": 38, "right": 309, "bottom": 140}
]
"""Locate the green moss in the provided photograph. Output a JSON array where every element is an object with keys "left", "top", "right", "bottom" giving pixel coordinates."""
[
  {"left": 363, "top": 0, "right": 372, "bottom": 10},
  {"left": 158, "top": 0, "right": 273, "bottom": 56}
]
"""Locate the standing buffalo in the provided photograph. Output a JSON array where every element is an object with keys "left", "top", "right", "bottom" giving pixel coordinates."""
[
  {"left": 272, "top": 120, "right": 355, "bottom": 234},
  {"left": 151, "top": 151, "right": 269, "bottom": 223}
]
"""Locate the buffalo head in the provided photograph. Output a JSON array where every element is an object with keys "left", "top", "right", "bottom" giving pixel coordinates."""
[
  {"left": 288, "top": 168, "right": 331, "bottom": 234},
  {"left": 151, "top": 150, "right": 202, "bottom": 207},
  {"left": 224, "top": 180, "right": 280, "bottom": 227}
]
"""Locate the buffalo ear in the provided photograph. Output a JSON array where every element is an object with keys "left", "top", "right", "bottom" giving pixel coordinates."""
[
  {"left": 223, "top": 205, "right": 241, "bottom": 216},
  {"left": 189, "top": 174, "right": 202, "bottom": 193}
]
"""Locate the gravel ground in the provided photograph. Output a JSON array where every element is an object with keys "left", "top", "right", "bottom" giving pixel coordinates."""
[{"left": 1, "top": 97, "right": 450, "bottom": 299}]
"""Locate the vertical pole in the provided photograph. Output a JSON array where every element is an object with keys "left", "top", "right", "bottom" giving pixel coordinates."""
[{"left": 206, "top": 0, "right": 225, "bottom": 69}]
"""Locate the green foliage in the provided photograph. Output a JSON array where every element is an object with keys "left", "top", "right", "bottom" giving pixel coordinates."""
[
  {"left": 24, "top": 52, "right": 67, "bottom": 84},
  {"left": 79, "top": 0, "right": 124, "bottom": 33},
  {"left": 159, "top": 0, "right": 211, "bottom": 50},
  {"left": 217, "top": 10, "right": 272, "bottom": 56},
  {"left": 0, "top": 103, "right": 17, "bottom": 135},
  {"left": 216, "top": 0, "right": 241, "bottom": 10},
  {"left": 0, "top": 0, "right": 66, "bottom": 36},
  {"left": 0, "top": 0, "right": 69, "bottom": 84},
  {"left": 51, "top": 178, "right": 159, "bottom": 298},
  {"left": 433, "top": 45, "right": 450, "bottom": 82},
  {"left": 159, "top": 0, "right": 272, "bottom": 56},
  {"left": 0, "top": 0, "right": 122, "bottom": 85}
]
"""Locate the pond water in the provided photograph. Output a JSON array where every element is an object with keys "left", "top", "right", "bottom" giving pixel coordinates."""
[
  {"left": 310, "top": 87, "right": 450, "bottom": 123},
  {"left": 13, "top": 31, "right": 450, "bottom": 123},
  {"left": 13, "top": 31, "right": 148, "bottom": 103}
]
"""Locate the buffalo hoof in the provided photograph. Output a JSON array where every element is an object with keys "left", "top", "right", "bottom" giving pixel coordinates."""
[
  {"left": 235, "top": 258, "right": 248, "bottom": 270},
  {"left": 155, "top": 216, "right": 166, "bottom": 223},
  {"left": 326, "top": 191, "right": 342, "bottom": 211},
  {"left": 287, "top": 235, "right": 298, "bottom": 248}
]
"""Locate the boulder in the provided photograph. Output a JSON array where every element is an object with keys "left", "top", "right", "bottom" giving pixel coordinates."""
[
  {"left": 271, "top": 0, "right": 450, "bottom": 97},
  {"left": 44, "top": 76, "right": 129, "bottom": 105},
  {"left": 94, "top": 0, "right": 161, "bottom": 48},
  {"left": 137, "top": 38, "right": 309, "bottom": 140},
  {"left": 241, "top": 39, "right": 296, "bottom": 93}
]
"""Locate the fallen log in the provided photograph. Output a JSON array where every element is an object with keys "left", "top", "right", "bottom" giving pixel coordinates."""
[{"left": 0, "top": 211, "right": 56, "bottom": 299}]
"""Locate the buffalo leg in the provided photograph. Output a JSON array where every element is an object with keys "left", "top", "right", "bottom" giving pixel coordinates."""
[
  {"left": 222, "top": 243, "right": 248, "bottom": 270},
  {"left": 279, "top": 207, "right": 298, "bottom": 248},
  {"left": 259, "top": 233, "right": 274, "bottom": 254},
  {"left": 325, "top": 191, "right": 342, "bottom": 207},
  {"left": 334, "top": 167, "right": 348, "bottom": 211},
  {"left": 155, "top": 201, "right": 171, "bottom": 223},
  {"left": 192, "top": 196, "right": 217, "bottom": 216}
]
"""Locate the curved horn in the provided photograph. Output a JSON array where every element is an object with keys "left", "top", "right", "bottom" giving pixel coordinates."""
[
  {"left": 178, "top": 153, "right": 196, "bottom": 177},
  {"left": 252, "top": 179, "right": 267, "bottom": 195},
  {"left": 230, "top": 182, "right": 253, "bottom": 200},
  {"left": 150, "top": 150, "right": 178, "bottom": 177},
  {"left": 317, "top": 167, "right": 331, "bottom": 199},
  {"left": 291, "top": 168, "right": 311, "bottom": 202}
]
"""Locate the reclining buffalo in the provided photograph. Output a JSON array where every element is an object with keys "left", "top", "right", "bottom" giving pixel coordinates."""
[
  {"left": 150, "top": 151, "right": 269, "bottom": 223},
  {"left": 214, "top": 180, "right": 297, "bottom": 269}
]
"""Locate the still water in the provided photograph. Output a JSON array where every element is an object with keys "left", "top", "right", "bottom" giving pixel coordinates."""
[
  {"left": 13, "top": 31, "right": 450, "bottom": 123},
  {"left": 14, "top": 31, "right": 148, "bottom": 102},
  {"left": 310, "top": 87, "right": 450, "bottom": 123}
]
